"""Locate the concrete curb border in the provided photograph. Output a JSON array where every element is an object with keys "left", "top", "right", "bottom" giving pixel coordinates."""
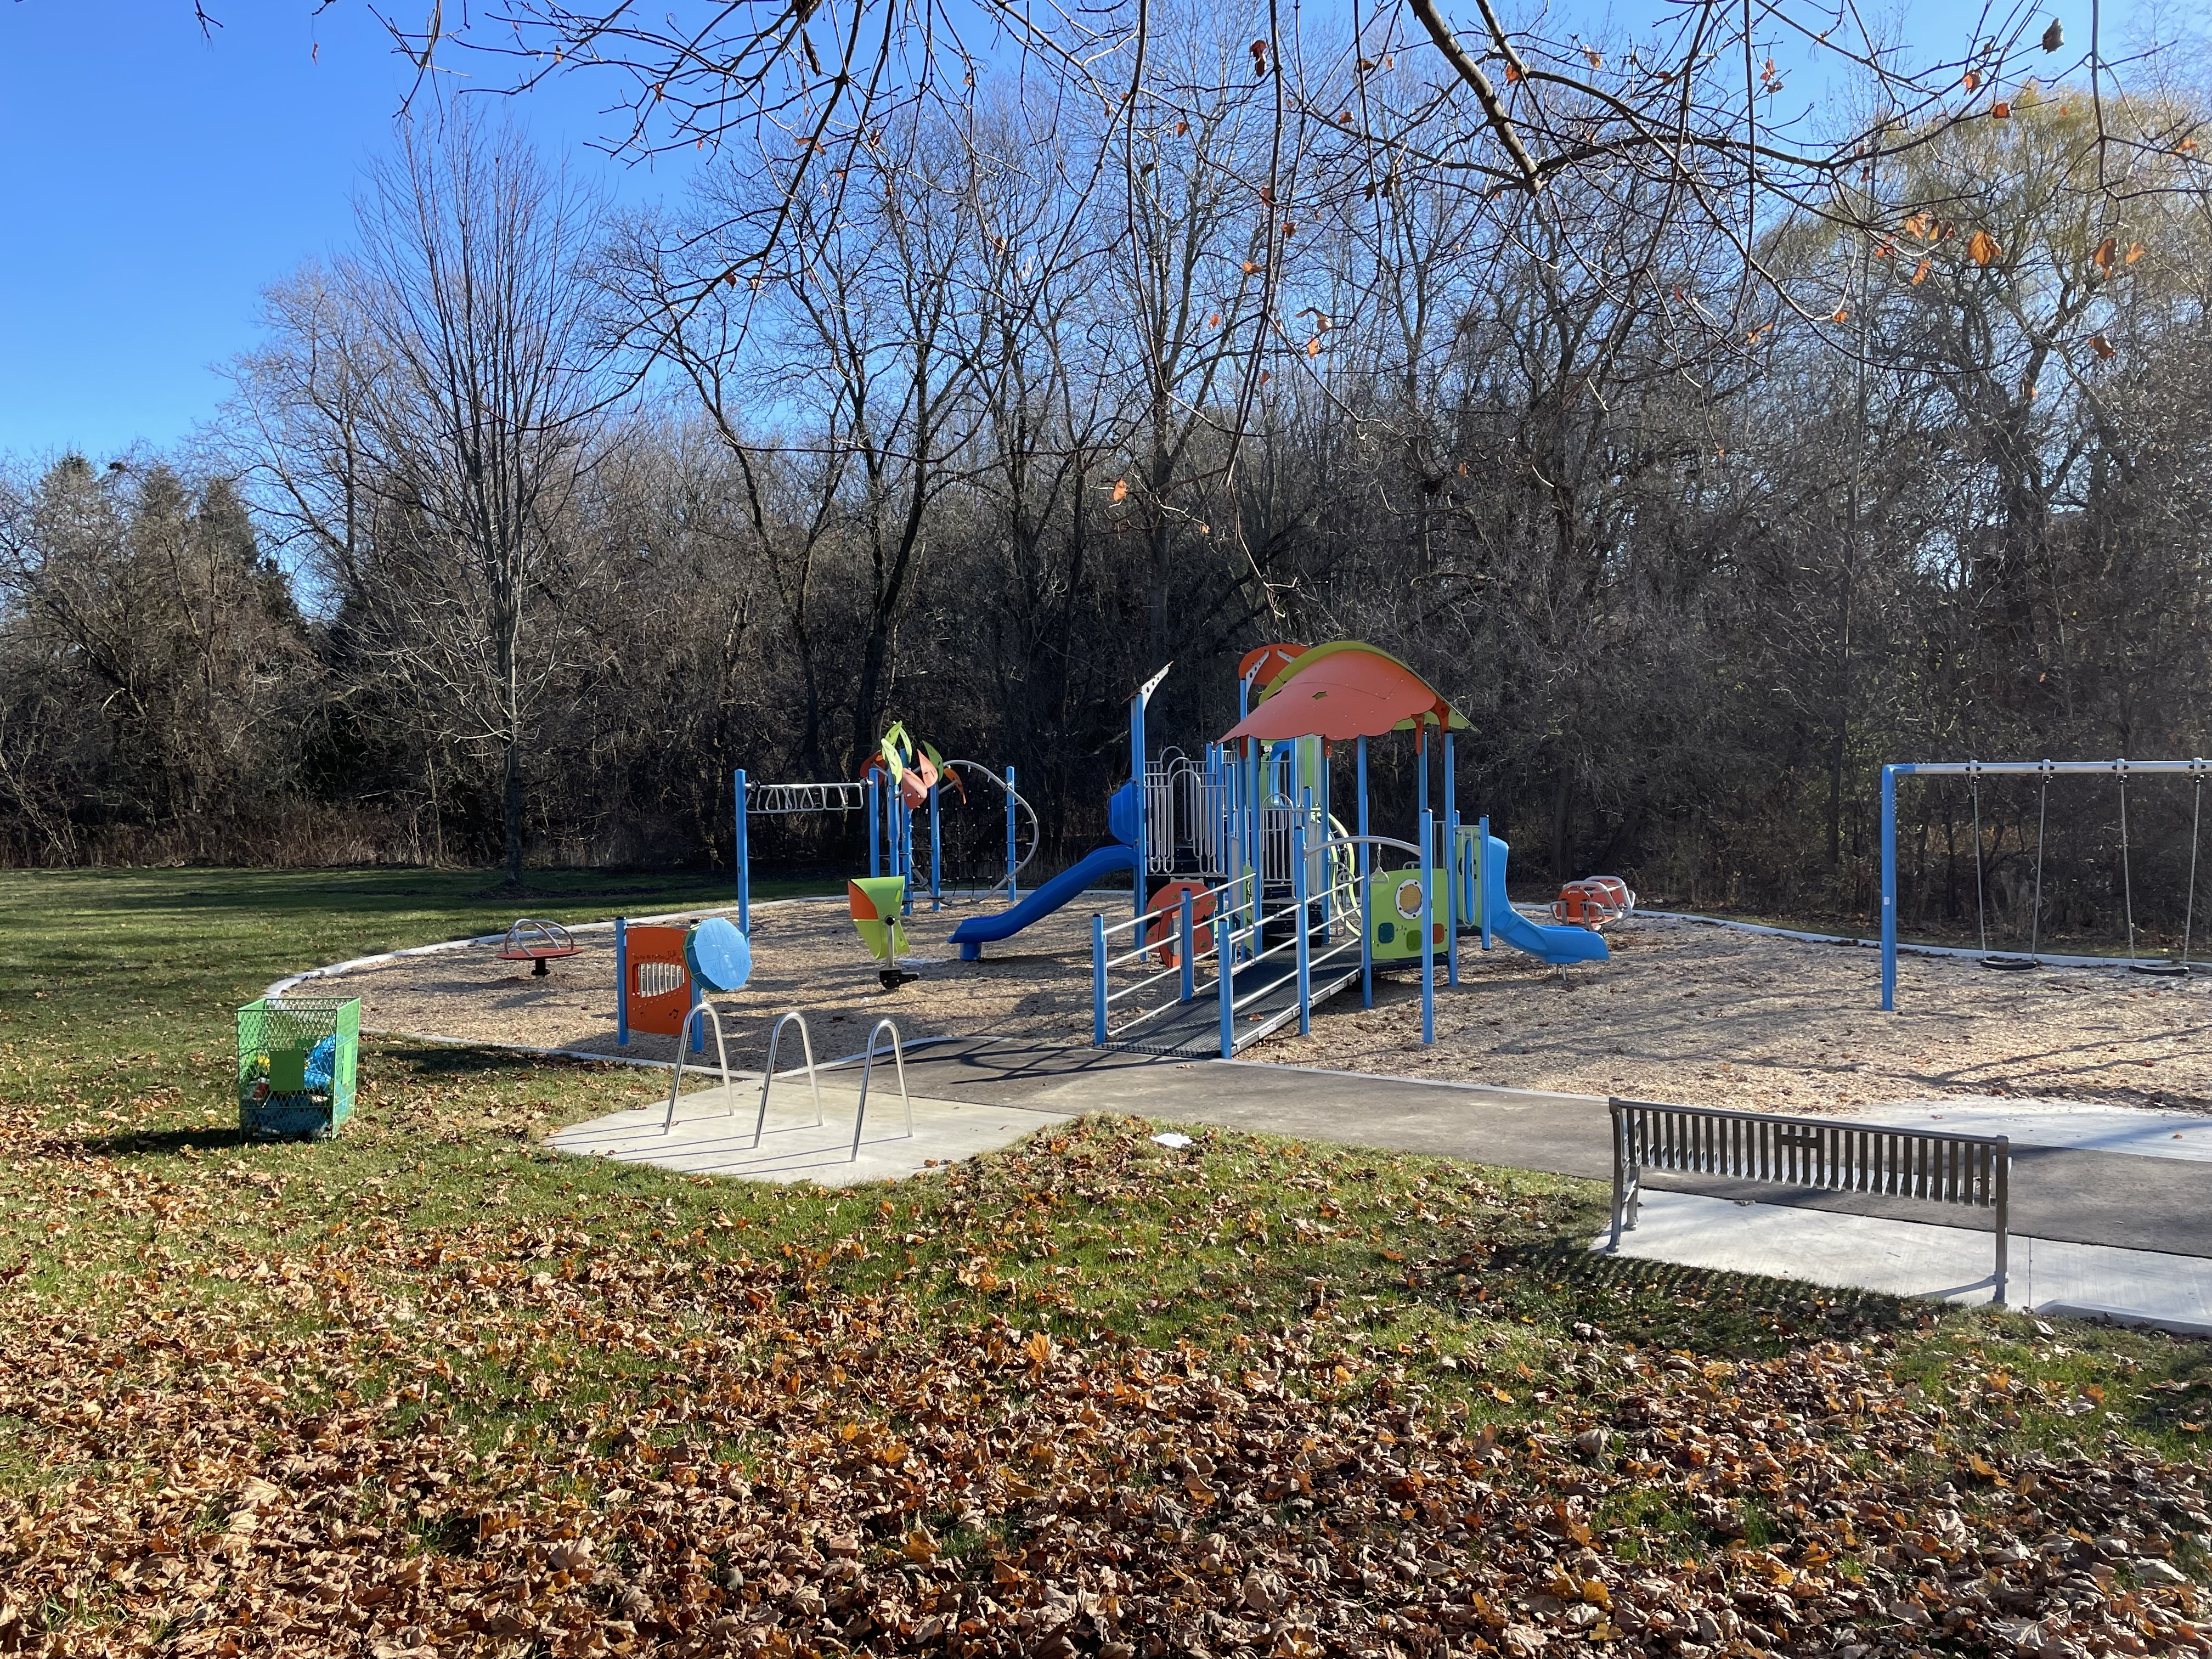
[{"left": 1635, "top": 908, "right": 2175, "bottom": 971}]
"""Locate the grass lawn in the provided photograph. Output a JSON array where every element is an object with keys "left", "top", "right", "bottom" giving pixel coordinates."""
[{"left": 2, "top": 867, "right": 2209, "bottom": 1657}]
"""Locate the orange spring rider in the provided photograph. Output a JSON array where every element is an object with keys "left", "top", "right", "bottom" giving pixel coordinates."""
[{"left": 1551, "top": 876, "right": 1635, "bottom": 930}]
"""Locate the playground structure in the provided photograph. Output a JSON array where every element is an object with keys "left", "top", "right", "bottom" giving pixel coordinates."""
[
  {"left": 1880, "top": 758, "right": 2210, "bottom": 1009},
  {"left": 732, "top": 737, "right": 1037, "bottom": 936},
  {"left": 607, "top": 653, "right": 1629, "bottom": 1066},
  {"left": 926, "top": 641, "right": 1613, "bottom": 1057}
]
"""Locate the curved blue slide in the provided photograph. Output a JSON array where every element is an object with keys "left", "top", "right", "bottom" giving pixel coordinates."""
[
  {"left": 950, "top": 843, "right": 1139, "bottom": 961},
  {"left": 1484, "top": 834, "right": 1610, "bottom": 965}
]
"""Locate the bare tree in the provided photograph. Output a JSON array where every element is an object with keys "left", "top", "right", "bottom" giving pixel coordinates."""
[
  {"left": 234, "top": 114, "right": 612, "bottom": 886},
  {"left": 343, "top": 0, "right": 2200, "bottom": 346}
]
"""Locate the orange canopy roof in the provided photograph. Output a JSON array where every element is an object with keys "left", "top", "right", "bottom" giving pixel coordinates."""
[
  {"left": 1220, "top": 641, "right": 1469, "bottom": 744},
  {"left": 1237, "top": 642, "right": 1308, "bottom": 692}
]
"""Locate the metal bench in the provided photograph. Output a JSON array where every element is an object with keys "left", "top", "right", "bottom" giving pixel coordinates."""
[{"left": 1607, "top": 1097, "right": 2011, "bottom": 1303}]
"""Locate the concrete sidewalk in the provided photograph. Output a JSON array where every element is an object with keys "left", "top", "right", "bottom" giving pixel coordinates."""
[
  {"left": 885, "top": 1037, "right": 2212, "bottom": 1260},
  {"left": 1600, "top": 1190, "right": 2212, "bottom": 1334}
]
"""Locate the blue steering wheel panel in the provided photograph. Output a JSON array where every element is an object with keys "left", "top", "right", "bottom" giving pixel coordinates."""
[{"left": 686, "top": 917, "right": 753, "bottom": 994}]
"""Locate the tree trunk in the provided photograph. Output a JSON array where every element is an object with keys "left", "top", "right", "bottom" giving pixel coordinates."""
[{"left": 503, "top": 734, "right": 524, "bottom": 888}]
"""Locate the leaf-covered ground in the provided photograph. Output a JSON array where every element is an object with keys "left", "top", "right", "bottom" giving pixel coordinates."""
[{"left": 3, "top": 869, "right": 2211, "bottom": 1658}]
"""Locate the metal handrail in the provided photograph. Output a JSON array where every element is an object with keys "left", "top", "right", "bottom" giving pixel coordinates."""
[
  {"left": 1102, "top": 888, "right": 1265, "bottom": 1036},
  {"left": 1094, "top": 846, "right": 1363, "bottom": 1042},
  {"left": 750, "top": 1011, "right": 824, "bottom": 1148},
  {"left": 1098, "top": 869, "right": 1255, "bottom": 945},
  {"left": 661, "top": 1002, "right": 736, "bottom": 1133},
  {"left": 850, "top": 1019, "right": 912, "bottom": 1160}
]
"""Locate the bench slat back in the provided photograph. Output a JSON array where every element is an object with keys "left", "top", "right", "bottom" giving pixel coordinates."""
[{"left": 1609, "top": 1097, "right": 2005, "bottom": 1210}]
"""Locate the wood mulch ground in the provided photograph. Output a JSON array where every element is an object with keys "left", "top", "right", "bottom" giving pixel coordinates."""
[{"left": 313, "top": 898, "right": 2212, "bottom": 1113}]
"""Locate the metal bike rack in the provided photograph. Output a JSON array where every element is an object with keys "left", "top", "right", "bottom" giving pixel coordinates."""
[
  {"left": 849, "top": 1019, "right": 912, "bottom": 1161},
  {"left": 750, "top": 1011, "right": 825, "bottom": 1148},
  {"left": 661, "top": 1003, "right": 736, "bottom": 1133}
]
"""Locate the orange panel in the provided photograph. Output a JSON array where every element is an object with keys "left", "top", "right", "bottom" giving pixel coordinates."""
[
  {"left": 623, "top": 925, "right": 693, "bottom": 1037},
  {"left": 1141, "top": 880, "right": 1218, "bottom": 968}
]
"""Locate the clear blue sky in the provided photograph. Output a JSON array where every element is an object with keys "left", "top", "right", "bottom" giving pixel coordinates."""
[
  {"left": 0, "top": 2, "right": 685, "bottom": 462},
  {"left": 0, "top": 1, "right": 2146, "bottom": 464}
]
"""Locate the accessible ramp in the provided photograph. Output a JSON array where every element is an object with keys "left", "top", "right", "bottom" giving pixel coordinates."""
[
  {"left": 948, "top": 842, "right": 1137, "bottom": 960},
  {"left": 1484, "top": 834, "right": 1609, "bottom": 966}
]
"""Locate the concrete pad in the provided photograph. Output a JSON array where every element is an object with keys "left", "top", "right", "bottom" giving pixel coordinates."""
[
  {"left": 1596, "top": 1189, "right": 2212, "bottom": 1334},
  {"left": 1840, "top": 1096, "right": 2212, "bottom": 1163},
  {"left": 547, "top": 1073, "right": 1073, "bottom": 1184}
]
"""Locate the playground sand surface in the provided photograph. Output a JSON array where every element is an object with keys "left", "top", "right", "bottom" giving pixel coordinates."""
[
  {"left": 317, "top": 901, "right": 2212, "bottom": 1116},
  {"left": 1268, "top": 916, "right": 2212, "bottom": 1115},
  {"left": 320, "top": 896, "right": 1097, "bottom": 1070}
]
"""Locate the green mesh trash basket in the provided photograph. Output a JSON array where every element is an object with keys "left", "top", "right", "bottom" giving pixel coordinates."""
[{"left": 236, "top": 996, "right": 359, "bottom": 1140}]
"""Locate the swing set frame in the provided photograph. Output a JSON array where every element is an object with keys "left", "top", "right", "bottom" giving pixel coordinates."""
[{"left": 1880, "top": 758, "right": 2210, "bottom": 1010}]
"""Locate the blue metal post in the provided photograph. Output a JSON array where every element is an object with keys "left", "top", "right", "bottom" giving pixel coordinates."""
[
  {"left": 690, "top": 967, "right": 704, "bottom": 1053},
  {"left": 1180, "top": 891, "right": 1195, "bottom": 1002},
  {"left": 1316, "top": 760, "right": 1333, "bottom": 943},
  {"left": 867, "top": 773, "right": 881, "bottom": 879},
  {"left": 614, "top": 917, "right": 629, "bottom": 1047},
  {"left": 1360, "top": 867, "right": 1373, "bottom": 1011},
  {"left": 1443, "top": 732, "right": 1459, "bottom": 988},
  {"left": 733, "top": 769, "right": 749, "bottom": 933},
  {"left": 899, "top": 788, "right": 914, "bottom": 916},
  {"left": 1477, "top": 814, "right": 1492, "bottom": 950},
  {"left": 1419, "top": 809, "right": 1436, "bottom": 1044},
  {"left": 1357, "top": 735, "right": 1373, "bottom": 1008},
  {"left": 1248, "top": 738, "right": 1262, "bottom": 895},
  {"left": 1217, "top": 909, "right": 1235, "bottom": 1057},
  {"left": 1092, "top": 913, "right": 1108, "bottom": 1045},
  {"left": 1881, "top": 764, "right": 1899, "bottom": 1012},
  {"left": 1005, "top": 765, "right": 1019, "bottom": 900},
  {"left": 1446, "top": 809, "right": 1462, "bottom": 988},
  {"left": 1293, "top": 821, "right": 1312, "bottom": 1035},
  {"left": 1130, "top": 690, "right": 1149, "bottom": 926},
  {"left": 929, "top": 781, "right": 941, "bottom": 911},
  {"left": 1417, "top": 721, "right": 1429, "bottom": 826}
]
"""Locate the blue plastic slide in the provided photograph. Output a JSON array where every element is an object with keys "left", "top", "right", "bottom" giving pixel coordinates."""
[
  {"left": 1483, "top": 834, "right": 1610, "bottom": 965},
  {"left": 949, "top": 843, "right": 1139, "bottom": 961}
]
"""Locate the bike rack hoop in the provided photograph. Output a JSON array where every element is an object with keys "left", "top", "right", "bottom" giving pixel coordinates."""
[
  {"left": 851, "top": 1019, "right": 913, "bottom": 1160},
  {"left": 751, "top": 1011, "right": 825, "bottom": 1148},
  {"left": 662, "top": 1002, "right": 736, "bottom": 1134}
]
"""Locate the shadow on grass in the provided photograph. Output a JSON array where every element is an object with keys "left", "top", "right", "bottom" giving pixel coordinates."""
[
  {"left": 376, "top": 1042, "right": 606, "bottom": 1080},
  {"left": 1478, "top": 1238, "right": 1928, "bottom": 1357},
  {"left": 67, "top": 1124, "right": 251, "bottom": 1158}
]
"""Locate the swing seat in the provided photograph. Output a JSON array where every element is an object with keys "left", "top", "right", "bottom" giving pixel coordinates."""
[
  {"left": 1977, "top": 953, "right": 2039, "bottom": 972},
  {"left": 2131, "top": 961, "right": 2192, "bottom": 978}
]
